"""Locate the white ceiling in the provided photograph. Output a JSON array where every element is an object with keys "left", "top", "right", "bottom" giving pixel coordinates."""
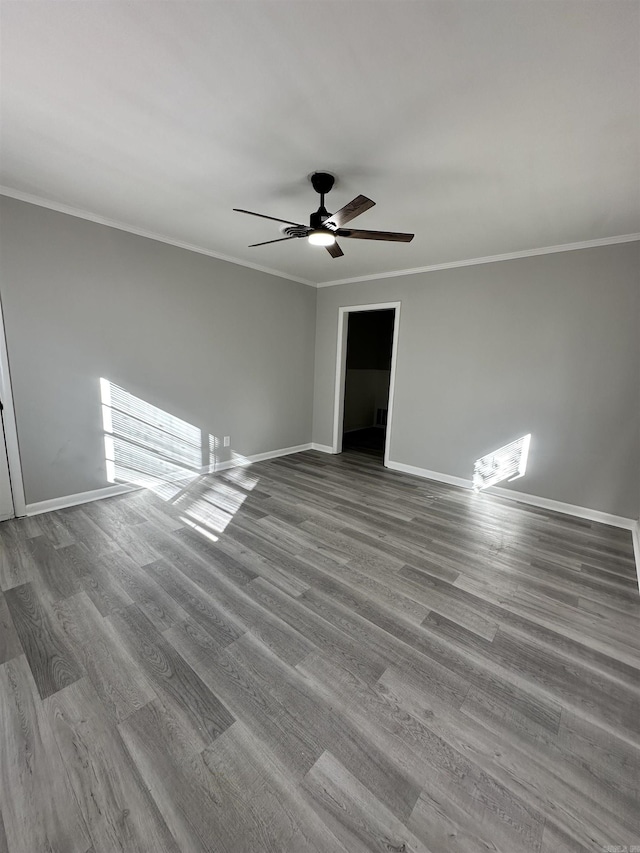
[{"left": 1, "top": 1, "right": 638, "bottom": 286}]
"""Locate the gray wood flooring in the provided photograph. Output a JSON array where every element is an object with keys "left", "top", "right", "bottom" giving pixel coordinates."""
[{"left": 0, "top": 449, "right": 638, "bottom": 852}]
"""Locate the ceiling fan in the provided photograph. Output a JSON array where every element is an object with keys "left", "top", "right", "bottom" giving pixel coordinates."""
[{"left": 233, "top": 172, "right": 414, "bottom": 258}]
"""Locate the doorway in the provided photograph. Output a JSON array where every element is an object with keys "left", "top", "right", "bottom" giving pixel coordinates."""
[
  {"left": 0, "top": 412, "right": 14, "bottom": 521},
  {"left": 342, "top": 309, "right": 395, "bottom": 458},
  {"left": 332, "top": 302, "right": 401, "bottom": 467},
  {"left": 0, "top": 300, "right": 26, "bottom": 519}
]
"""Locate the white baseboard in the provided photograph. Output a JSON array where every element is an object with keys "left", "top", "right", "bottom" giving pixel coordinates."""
[
  {"left": 386, "top": 459, "right": 636, "bottom": 531},
  {"left": 311, "top": 443, "right": 335, "bottom": 454},
  {"left": 25, "top": 483, "right": 139, "bottom": 516},
  {"left": 386, "top": 460, "right": 471, "bottom": 490},
  {"left": 215, "top": 443, "right": 313, "bottom": 472},
  {"left": 22, "top": 444, "right": 314, "bottom": 515},
  {"left": 213, "top": 461, "right": 238, "bottom": 472},
  {"left": 488, "top": 484, "right": 637, "bottom": 530}
]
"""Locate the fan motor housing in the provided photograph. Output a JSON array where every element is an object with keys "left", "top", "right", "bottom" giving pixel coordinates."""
[{"left": 310, "top": 208, "right": 331, "bottom": 229}]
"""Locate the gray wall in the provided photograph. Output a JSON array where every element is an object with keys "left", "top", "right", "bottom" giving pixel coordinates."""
[
  {"left": 0, "top": 197, "right": 316, "bottom": 505},
  {"left": 2, "top": 195, "right": 638, "bottom": 520},
  {"left": 313, "top": 242, "right": 640, "bottom": 519}
]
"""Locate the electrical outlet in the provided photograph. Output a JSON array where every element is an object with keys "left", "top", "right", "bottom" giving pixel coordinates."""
[{"left": 223, "top": 436, "right": 230, "bottom": 447}]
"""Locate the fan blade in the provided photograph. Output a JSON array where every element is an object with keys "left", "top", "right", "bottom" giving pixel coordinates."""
[
  {"left": 337, "top": 228, "right": 414, "bottom": 242},
  {"left": 324, "top": 195, "right": 375, "bottom": 229},
  {"left": 248, "top": 236, "right": 299, "bottom": 247},
  {"left": 325, "top": 241, "right": 344, "bottom": 258},
  {"left": 234, "top": 208, "right": 305, "bottom": 227}
]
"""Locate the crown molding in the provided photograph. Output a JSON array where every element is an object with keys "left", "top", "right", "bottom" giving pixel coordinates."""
[
  {"left": 317, "top": 233, "right": 640, "bottom": 288},
  {"left": 0, "top": 186, "right": 316, "bottom": 288},
  {"left": 3, "top": 186, "right": 638, "bottom": 291}
]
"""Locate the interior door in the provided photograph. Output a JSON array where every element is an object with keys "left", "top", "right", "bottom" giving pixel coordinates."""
[{"left": 0, "top": 403, "right": 15, "bottom": 520}]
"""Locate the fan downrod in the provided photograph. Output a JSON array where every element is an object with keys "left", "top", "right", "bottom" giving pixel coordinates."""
[{"left": 309, "top": 172, "right": 335, "bottom": 229}]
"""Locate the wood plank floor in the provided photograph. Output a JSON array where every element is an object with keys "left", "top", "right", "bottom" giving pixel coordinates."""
[{"left": 0, "top": 449, "right": 639, "bottom": 852}]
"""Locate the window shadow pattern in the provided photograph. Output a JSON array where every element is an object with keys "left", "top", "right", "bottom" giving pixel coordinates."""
[{"left": 100, "top": 378, "right": 257, "bottom": 540}]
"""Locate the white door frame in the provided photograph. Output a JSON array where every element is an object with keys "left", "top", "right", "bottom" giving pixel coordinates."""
[
  {"left": 331, "top": 301, "right": 401, "bottom": 467},
  {"left": 0, "top": 297, "right": 26, "bottom": 517}
]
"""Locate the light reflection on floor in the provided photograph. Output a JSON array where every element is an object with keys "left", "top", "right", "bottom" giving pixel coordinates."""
[{"left": 100, "top": 378, "right": 257, "bottom": 542}]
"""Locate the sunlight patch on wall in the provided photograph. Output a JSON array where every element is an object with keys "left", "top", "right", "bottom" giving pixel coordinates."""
[
  {"left": 207, "top": 434, "right": 219, "bottom": 474},
  {"left": 100, "top": 378, "right": 202, "bottom": 496},
  {"left": 473, "top": 433, "right": 531, "bottom": 492},
  {"left": 99, "top": 377, "right": 257, "bottom": 545}
]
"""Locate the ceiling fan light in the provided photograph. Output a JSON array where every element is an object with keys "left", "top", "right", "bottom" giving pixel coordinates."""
[{"left": 308, "top": 229, "right": 335, "bottom": 247}]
